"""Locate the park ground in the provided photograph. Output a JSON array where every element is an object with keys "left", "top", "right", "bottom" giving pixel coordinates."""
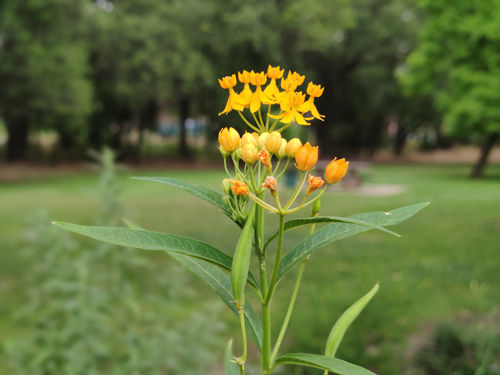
[{"left": 0, "top": 160, "right": 499, "bottom": 374}]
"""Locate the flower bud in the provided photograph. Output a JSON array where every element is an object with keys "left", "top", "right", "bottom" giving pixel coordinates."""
[
  {"left": 222, "top": 178, "right": 232, "bottom": 194},
  {"left": 305, "top": 175, "right": 325, "bottom": 195},
  {"left": 259, "top": 132, "right": 269, "bottom": 149},
  {"left": 265, "top": 131, "right": 282, "bottom": 154},
  {"left": 233, "top": 147, "right": 242, "bottom": 161},
  {"left": 295, "top": 142, "right": 318, "bottom": 171},
  {"left": 241, "top": 132, "right": 257, "bottom": 147},
  {"left": 325, "top": 158, "right": 349, "bottom": 184},
  {"left": 312, "top": 197, "right": 321, "bottom": 216},
  {"left": 277, "top": 139, "right": 287, "bottom": 160},
  {"left": 257, "top": 149, "right": 272, "bottom": 170},
  {"left": 252, "top": 132, "right": 260, "bottom": 144},
  {"left": 241, "top": 144, "right": 258, "bottom": 164},
  {"left": 285, "top": 138, "right": 302, "bottom": 158},
  {"left": 218, "top": 127, "right": 241, "bottom": 152},
  {"left": 262, "top": 176, "right": 277, "bottom": 195},
  {"left": 219, "top": 145, "right": 229, "bottom": 158},
  {"left": 230, "top": 179, "right": 250, "bottom": 196}
]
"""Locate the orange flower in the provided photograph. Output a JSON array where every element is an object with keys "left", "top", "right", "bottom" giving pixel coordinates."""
[
  {"left": 269, "top": 91, "right": 310, "bottom": 125},
  {"left": 230, "top": 179, "right": 250, "bottom": 196},
  {"left": 238, "top": 70, "right": 253, "bottom": 107},
  {"left": 218, "top": 127, "right": 241, "bottom": 152},
  {"left": 218, "top": 74, "right": 245, "bottom": 115},
  {"left": 325, "top": 158, "right": 349, "bottom": 184},
  {"left": 280, "top": 71, "right": 305, "bottom": 92},
  {"left": 262, "top": 176, "right": 277, "bottom": 194},
  {"left": 262, "top": 65, "right": 284, "bottom": 104},
  {"left": 257, "top": 149, "right": 272, "bottom": 170},
  {"left": 249, "top": 71, "right": 267, "bottom": 113},
  {"left": 306, "top": 175, "right": 325, "bottom": 195},
  {"left": 295, "top": 142, "right": 318, "bottom": 171},
  {"left": 299, "top": 82, "right": 325, "bottom": 121}
]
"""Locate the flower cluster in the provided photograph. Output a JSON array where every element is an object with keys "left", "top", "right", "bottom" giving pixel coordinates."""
[
  {"left": 219, "top": 126, "right": 348, "bottom": 216},
  {"left": 218, "top": 66, "right": 348, "bottom": 218},
  {"left": 219, "top": 65, "right": 325, "bottom": 131}
]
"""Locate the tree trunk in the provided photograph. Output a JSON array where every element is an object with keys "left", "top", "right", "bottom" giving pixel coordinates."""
[
  {"left": 470, "top": 132, "right": 498, "bottom": 178},
  {"left": 393, "top": 125, "right": 407, "bottom": 155},
  {"left": 5, "top": 117, "right": 29, "bottom": 161},
  {"left": 178, "top": 96, "right": 191, "bottom": 159}
]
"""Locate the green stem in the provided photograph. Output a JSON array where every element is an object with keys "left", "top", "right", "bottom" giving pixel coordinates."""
[
  {"left": 284, "top": 172, "right": 307, "bottom": 209},
  {"left": 239, "top": 308, "right": 247, "bottom": 364},
  {"left": 262, "top": 302, "right": 272, "bottom": 372},
  {"left": 270, "top": 259, "right": 307, "bottom": 363},
  {"left": 238, "top": 111, "right": 261, "bottom": 132},
  {"left": 265, "top": 214, "right": 285, "bottom": 304}
]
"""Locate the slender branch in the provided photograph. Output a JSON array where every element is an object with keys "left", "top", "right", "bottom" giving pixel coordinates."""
[
  {"left": 238, "top": 111, "right": 261, "bottom": 132},
  {"left": 265, "top": 214, "right": 285, "bottom": 304},
  {"left": 284, "top": 172, "right": 307, "bottom": 209},
  {"left": 270, "top": 259, "right": 307, "bottom": 363},
  {"left": 274, "top": 158, "right": 290, "bottom": 180},
  {"left": 239, "top": 308, "right": 247, "bottom": 367}
]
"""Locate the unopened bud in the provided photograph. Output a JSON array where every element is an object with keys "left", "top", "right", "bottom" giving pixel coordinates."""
[
  {"left": 265, "top": 131, "right": 282, "bottom": 154},
  {"left": 312, "top": 197, "right": 321, "bottom": 217},
  {"left": 259, "top": 132, "right": 269, "bottom": 149},
  {"left": 277, "top": 138, "right": 287, "bottom": 159},
  {"left": 222, "top": 178, "right": 232, "bottom": 194}
]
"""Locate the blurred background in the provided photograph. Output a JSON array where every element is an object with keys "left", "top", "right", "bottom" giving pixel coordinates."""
[{"left": 0, "top": 0, "right": 499, "bottom": 374}]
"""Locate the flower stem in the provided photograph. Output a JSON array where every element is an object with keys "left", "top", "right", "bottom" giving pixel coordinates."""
[
  {"left": 270, "top": 258, "right": 307, "bottom": 363},
  {"left": 265, "top": 214, "right": 285, "bottom": 304},
  {"left": 238, "top": 111, "right": 261, "bottom": 132}
]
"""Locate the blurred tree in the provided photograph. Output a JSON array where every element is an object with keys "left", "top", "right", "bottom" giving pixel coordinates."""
[
  {"left": 400, "top": 0, "right": 500, "bottom": 177},
  {"left": 296, "top": 0, "right": 424, "bottom": 158},
  {"left": 0, "top": 0, "right": 92, "bottom": 160}
]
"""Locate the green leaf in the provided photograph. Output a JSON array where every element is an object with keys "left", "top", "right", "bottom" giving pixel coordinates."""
[
  {"left": 52, "top": 222, "right": 259, "bottom": 289},
  {"left": 325, "top": 283, "right": 379, "bottom": 358},
  {"left": 224, "top": 340, "right": 240, "bottom": 375},
  {"left": 277, "top": 202, "right": 429, "bottom": 282},
  {"left": 168, "top": 252, "right": 263, "bottom": 351},
  {"left": 285, "top": 216, "right": 400, "bottom": 237},
  {"left": 273, "top": 353, "right": 376, "bottom": 375},
  {"left": 231, "top": 205, "right": 256, "bottom": 306},
  {"left": 132, "top": 177, "right": 237, "bottom": 224}
]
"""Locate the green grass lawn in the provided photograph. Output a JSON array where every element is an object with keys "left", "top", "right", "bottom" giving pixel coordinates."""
[{"left": 1, "top": 163, "right": 499, "bottom": 374}]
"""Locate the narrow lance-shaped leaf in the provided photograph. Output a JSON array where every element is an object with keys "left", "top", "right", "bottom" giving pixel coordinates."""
[
  {"left": 231, "top": 205, "right": 256, "bottom": 308},
  {"left": 132, "top": 177, "right": 238, "bottom": 225},
  {"left": 277, "top": 202, "right": 429, "bottom": 282},
  {"left": 224, "top": 340, "right": 240, "bottom": 375},
  {"left": 284, "top": 216, "right": 400, "bottom": 237},
  {"left": 273, "top": 353, "right": 376, "bottom": 375},
  {"left": 325, "top": 283, "right": 379, "bottom": 361},
  {"left": 118, "top": 220, "right": 263, "bottom": 350},
  {"left": 52, "top": 222, "right": 259, "bottom": 289}
]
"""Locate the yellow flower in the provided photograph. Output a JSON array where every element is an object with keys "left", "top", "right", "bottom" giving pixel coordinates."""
[
  {"left": 306, "top": 175, "right": 325, "bottom": 195},
  {"left": 218, "top": 127, "right": 241, "bottom": 152},
  {"left": 262, "top": 65, "right": 284, "bottom": 105},
  {"left": 230, "top": 179, "right": 250, "bottom": 196},
  {"left": 257, "top": 149, "right": 272, "bottom": 170},
  {"left": 285, "top": 138, "right": 302, "bottom": 158},
  {"left": 218, "top": 74, "right": 245, "bottom": 115},
  {"left": 241, "top": 143, "right": 258, "bottom": 164},
  {"left": 241, "top": 131, "right": 257, "bottom": 147},
  {"left": 265, "top": 131, "right": 282, "bottom": 154},
  {"left": 298, "top": 82, "right": 325, "bottom": 121},
  {"left": 280, "top": 71, "right": 305, "bottom": 92},
  {"left": 325, "top": 158, "right": 349, "bottom": 184},
  {"left": 249, "top": 71, "right": 267, "bottom": 113},
  {"left": 295, "top": 142, "right": 318, "bottom": 171},
  {"left": 238, "top": 70, "right": 253, "bottom": 107},
  {"left": 269, "top": 91, "right": 310, "bottom": 125}
]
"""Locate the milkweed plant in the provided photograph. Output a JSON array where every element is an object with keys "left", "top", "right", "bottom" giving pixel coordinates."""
[{"left": 54, "top": 65, "right": 428, "bottom": 375}]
